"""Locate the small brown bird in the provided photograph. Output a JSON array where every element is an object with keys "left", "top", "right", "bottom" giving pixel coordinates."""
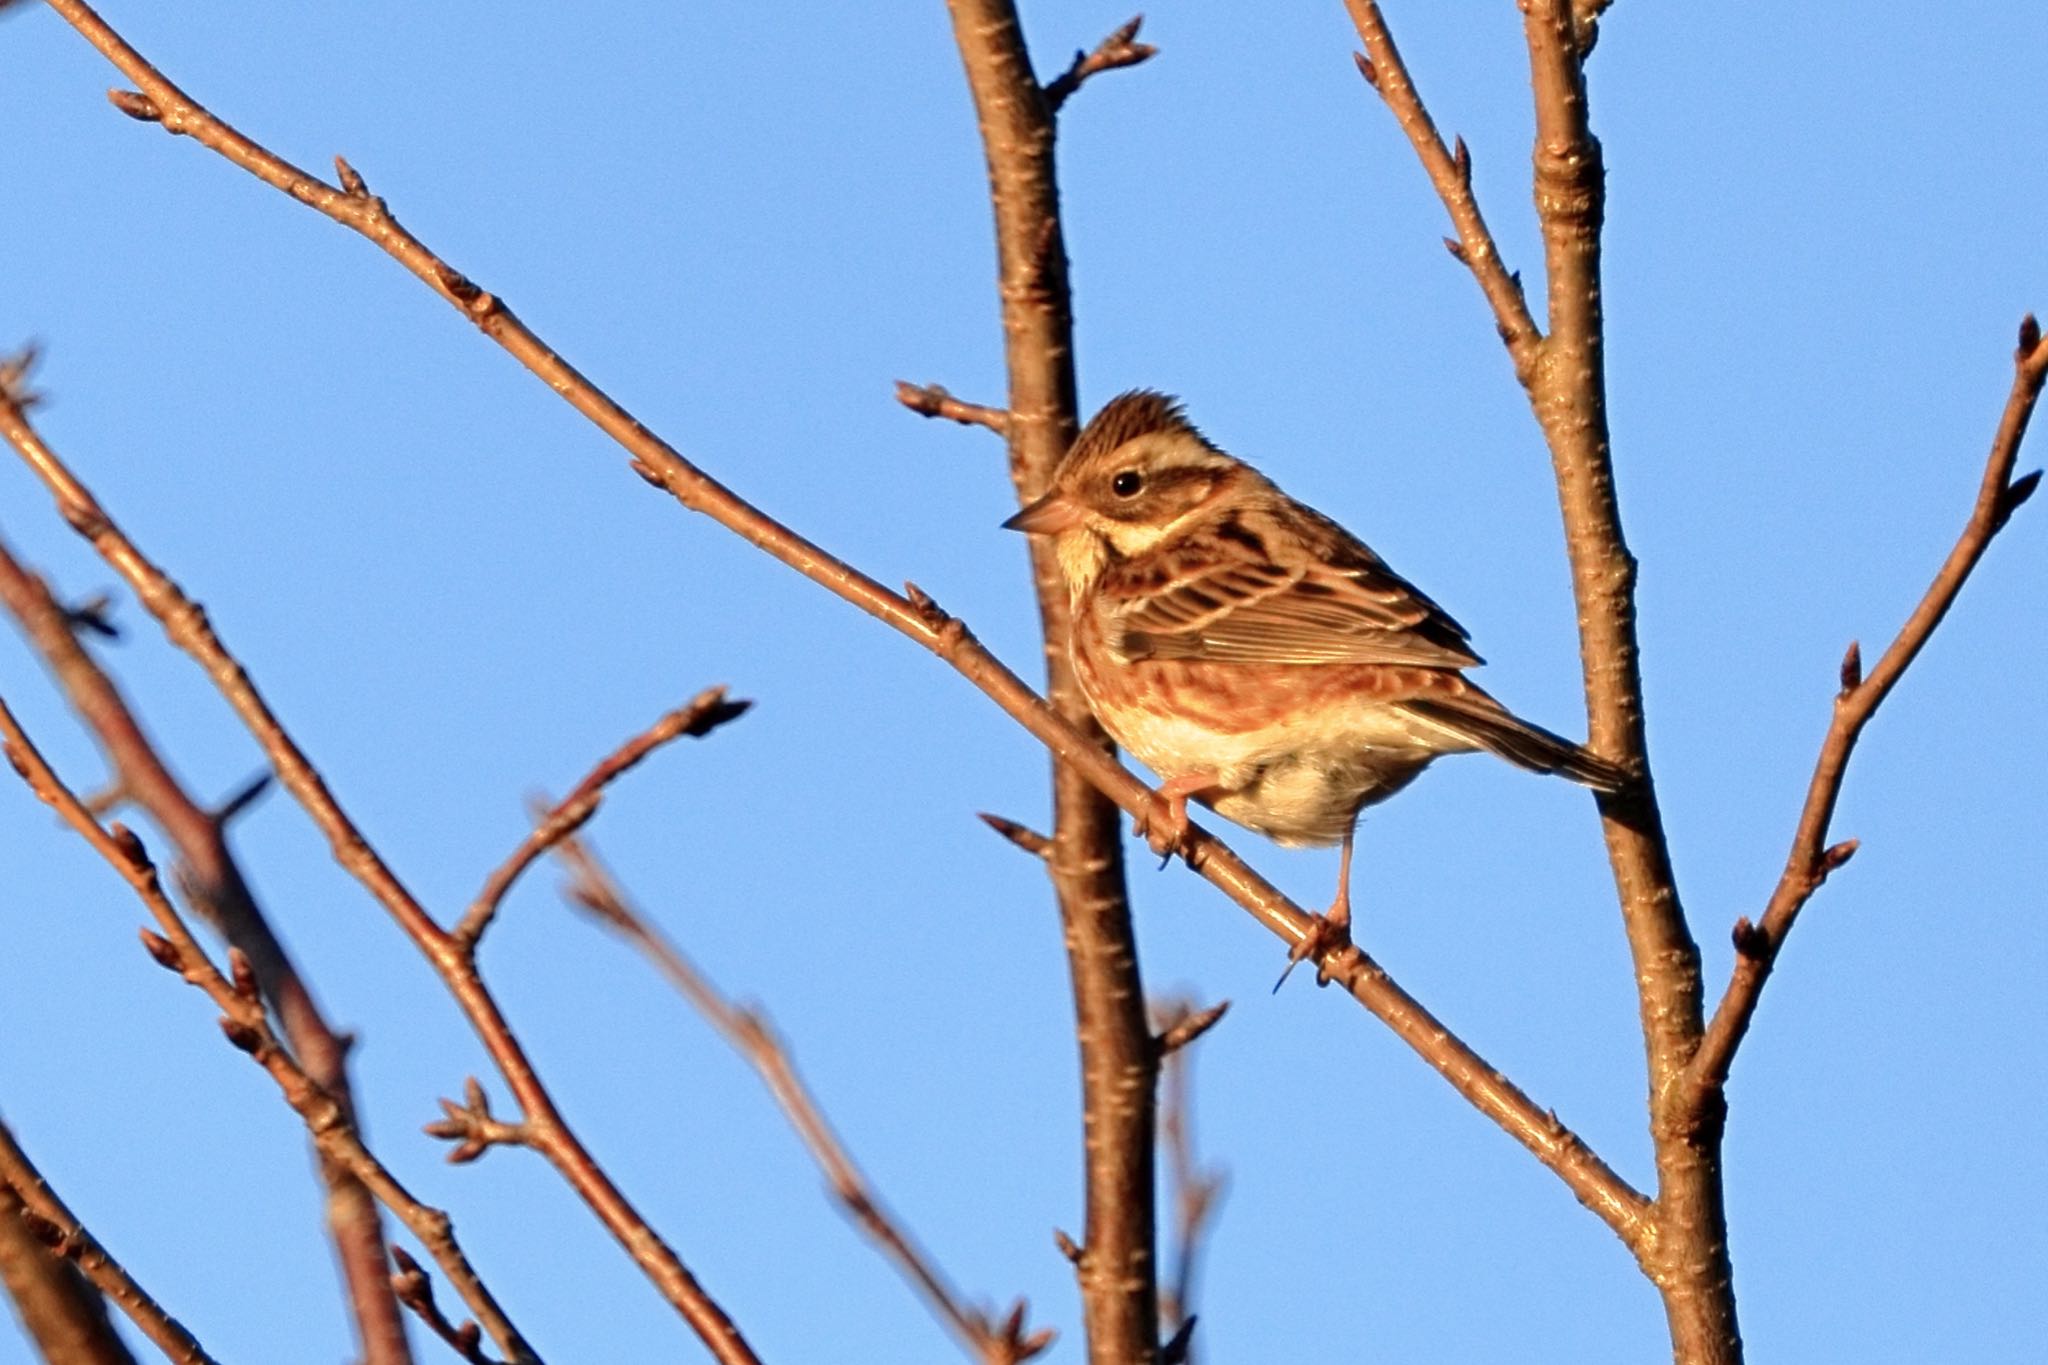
[{"left": 1005, "top": 390, "right": 1623, "bottom": 962}]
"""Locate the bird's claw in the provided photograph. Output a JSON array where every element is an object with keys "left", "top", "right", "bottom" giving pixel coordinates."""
[
  {"left": 1273, "top": 904, "right": 1353, "bottom": 992},
  {"left": 1132, "top": 796, "right": 1194, "bottom": 866},
  {"left": 1135, "top": 775, "right": 1222, "bottom": 867}
]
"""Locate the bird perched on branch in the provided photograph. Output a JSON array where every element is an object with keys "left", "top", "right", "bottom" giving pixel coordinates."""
[{"left": 1005, "top": 390, "right": 1623, "bottom": 972}]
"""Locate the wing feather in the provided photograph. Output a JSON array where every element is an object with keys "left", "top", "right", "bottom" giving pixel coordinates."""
[{"left": 1099, "top": 505, "right": 1481, "bottom": 668}]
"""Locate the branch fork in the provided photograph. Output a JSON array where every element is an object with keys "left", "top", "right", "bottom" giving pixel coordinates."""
[
  {"left": 424, "top": 1079, "right": 527, "bottom": 1165},
  {"left": 1041, "top": 15, "right": 1155, "bottom": 113}
]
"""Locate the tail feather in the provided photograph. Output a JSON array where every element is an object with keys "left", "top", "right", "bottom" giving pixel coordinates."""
[{"left": 1400, "top": 694, "right": 1627, "bottom": 793}]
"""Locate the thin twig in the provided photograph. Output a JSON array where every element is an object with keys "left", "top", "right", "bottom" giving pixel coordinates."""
[
  {"left": 453, "top": 688, "right": 750, "bottom": 949},
  {"left": 0, "top": 383, "right": 748, "bottom": 1365},
  {"left": 32, "top": 0, "right": 1651, "bottom": 1254},
  {"left": 1040, "top": 15, "right": 1155, "bottom": 112},
  {"left": 1154, "top": 1001, "right": 1228, "bottom": 1060},
  {"left": 0, "top": 1180, "right": 140, "bottom": 1365},
  {"left": 0, "top": 1176, "right": 139, "bottom": 1365},
  {"left": 0, "top": 529, "right": 414, "bottom": 1365},
  {"left": 0, "top": 698, "right": 537, "bottom": 1364},
  {"left": 895, "top": 382, "right": 1011, "bottom": 437},
  {"left": 211, "top": 771, "right": 272, "bottom": 826},
  {"left": 976, "top": 811, "right": 1052, "bottom": 858},
  {"left": 0, "top": 1116, "right": 213, "bottom": 1364},
  {"left": 1684, "top": 321, "right": 2048, "bottom": 1104},
  {"left": 1343, "top": 0, "right": 1541, "bottom": 376},
  {"left": 389, "top": 1248, "right": 501, "bottom": 1365},
  {"left": 422, "top": 1078, "right": 528, "bottom": 1166},
  {"left": 547, "top": 829, "right": 1052, "bottom": 1365},
  {"left": 1150, "top": 1000, "right": 1226, "bottom": 1364}
]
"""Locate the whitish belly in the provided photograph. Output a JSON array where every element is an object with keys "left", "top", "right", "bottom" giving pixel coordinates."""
[{"left": 1106, "top": 707, "right": 1443, "bottom": 847}]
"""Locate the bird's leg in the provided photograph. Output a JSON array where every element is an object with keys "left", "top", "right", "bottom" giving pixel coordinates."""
[
  {"left": 1275, "top": 824, "right": 1357, "bottom": 991},
  {"left": 1133, "top": 772, "right": 1218, "bottom": 864}
]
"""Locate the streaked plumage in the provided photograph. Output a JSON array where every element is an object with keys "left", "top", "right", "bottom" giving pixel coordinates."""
[{"left": 1006, "top": 390, "right": 1623, "bottom": 950}]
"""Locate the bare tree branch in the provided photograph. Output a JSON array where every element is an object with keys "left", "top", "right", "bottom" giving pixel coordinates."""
[
  {"left": 1, "top": 1188, "right": 137, "bottom": 1365},
  {"left": 0, "top": 1117, "right": 208, "bottom": 1364},
  {"left": 895, "top": 382, "right": 1011, "bottom": 437},
  {"left": 1344, "top": 0, "right": 1540, "bottom": 375},
  {"left": 1040, "top": 15, "right": 1155, "bottom": 112},
  {"left": 0, "top": 529, "right": 414, "bottom": 1365},
  {"left": 0, "top": 700, "right": 537, "bottom": 1364},
  {"left": 547, "top": 829, "right": 1053, "bottom": 1365},
  {"left": 1351, "top": 0, "right": 1745, "bottom": 1353},
  {"left": 15, "top": 9, "right": 2034, "bottom": 1365},
  {"left": 389, "top": 1248, "right": 501, "bottom": 1365},
  {"left": 0, "top": 354, "right": 758, "bottom": 1364},
  {"left": 1684, "top": 320, "right": 2048, "bottom": 1103},
  {"left": 1152, "top": 1002, "right": 1228, "bottom": 1061},
  {"left": 1150, "top": 1001, "right": 1226, "bottom": 1365},
  {"left": 941, "top": 5, "right": 1161, "bottom": 1358},
  {"left": 1516, "top": 4, "right": 1735, "bottom": 1354},
  {"left": 453, "top": 689, "right": 750, "bottom": 950},
  {"left": 977, "top": 811, "right": 1053, "bottom": 858},
  {"left": 28, "top": 0, "right": 1650, "bottom": 1258}
]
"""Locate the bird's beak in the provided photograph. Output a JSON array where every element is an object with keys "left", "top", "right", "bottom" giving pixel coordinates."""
[{"left": 1002, "top": 490, "right": 1085, "bottom": 534}]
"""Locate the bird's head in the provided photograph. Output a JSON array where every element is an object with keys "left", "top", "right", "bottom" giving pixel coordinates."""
[{"left": 1003, "top": 391, "right": 1255, "bottom": 588}]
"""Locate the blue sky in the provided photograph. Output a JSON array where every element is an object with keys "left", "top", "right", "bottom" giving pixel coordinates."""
[{"left": 2, "top": 3, "right": 2042, "bottom": 1362}]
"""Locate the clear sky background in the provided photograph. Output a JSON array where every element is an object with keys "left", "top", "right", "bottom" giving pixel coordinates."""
[{"left": 2, "top": 3, "right": 2043, "bottom": 1362}]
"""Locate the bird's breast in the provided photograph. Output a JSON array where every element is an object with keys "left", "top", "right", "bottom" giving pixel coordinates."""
[{"left": 1067, "top": 612, "right": 1451, "bottom": 844}]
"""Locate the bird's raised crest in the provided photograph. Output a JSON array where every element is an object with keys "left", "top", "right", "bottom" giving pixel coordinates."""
[{"left": 1067, "top": 390, "right": 1213, "bottom": 469}]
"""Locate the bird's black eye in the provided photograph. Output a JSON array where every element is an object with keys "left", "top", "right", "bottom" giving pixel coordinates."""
[{"left": 1111, "top": 470, "right": 1143, "bottom": 497}]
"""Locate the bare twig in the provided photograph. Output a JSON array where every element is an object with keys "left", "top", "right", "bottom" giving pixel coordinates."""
[
  {"left": 1153, "top": 1001, "right": 1227, "bottom": 1060},
  {"left": 1344, "top": 1, "right": 1540, "bottom": 375},
  {"left": 1685, "top": 321, "right": 2048, "bottom": 1103},
  {"left": 548, "top": 829, "right": 1052, "bottom": 1365},
  {"left": 453, "top": 689, "right": 749, "bottom": 949},
  {"left": 1040, "top": 15, "right": 1155, "bottom": 112},
  {"left": 0, "top": 529, "right": 414, "bottom": 1365},
  {"left": 977, "top": 811, "right": 1052, "bottom": 858},
  {"left": 1150, "top": 1000, "right": 1226, "bottom": 1363},
  {"left": 895, "top": 382, "right": 1011, "bottom": 437},
  {"left": 389, "top": 1248, "right": 500, "bottom": 1365},
  {"left": 0, "top": 1177, "right": 139, "bottom": 1365},
  {"left": 1160, "top": 1317, "right": 1197, "bottom": 1365},
  {"left": 0, "top": 699, "right": 537, "bottom": 1364},
  {"left": 0, "top": 1117, "right": 205, "bottom": 1364},
  {"left": 31, "top": 0, "right": 1650, "bottom": 1257},
  {"left": 0, "top": 348, "right": 757, "bottom": 1365},
  {"left": 63, "top": 590, "right": 119, "bottom": 639},
  {"left": 211, "top": 771, "right": 272, "bottom": 826},
  {"left": 422, "top": 1078, "right": 528, "bottom": 1166}
]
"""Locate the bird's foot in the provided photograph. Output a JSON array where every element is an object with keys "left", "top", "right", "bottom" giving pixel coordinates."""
[
  {"left": 1274, "top": 896, "right": 1352, "bottom": 992},
  {"left": 1132, "top": 797, "right": 1190, "bottom": 867},
  {"left": 1132, "top": 774, "right": 1216, "bottom": 867}
]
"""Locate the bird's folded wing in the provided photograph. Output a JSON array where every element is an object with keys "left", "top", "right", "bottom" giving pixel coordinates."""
[{"left": 1101, "top": 517, "right": 1481, "bottom": 668}]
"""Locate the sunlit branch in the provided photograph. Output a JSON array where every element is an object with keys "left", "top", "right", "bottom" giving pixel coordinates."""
[
  {"left": 0, "top": 529, "right": 412, "bottom": 1365},
  {"left": 0, "top": 696, "right": 537, "bottom": 1364},
  {"left": 31, "top": 0, "right": 1651, "bottom": 1256},
  {"left": 0, "top": 1116, "right": 214, "bottom": 1365},
  {"left": 547, "top": 829, "right": 1054, "bottom": 1365}
]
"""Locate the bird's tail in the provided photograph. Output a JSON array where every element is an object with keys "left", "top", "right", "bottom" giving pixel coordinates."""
[{"left": 1400, "top": 691, "right": 1628, "bottom": 793}]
